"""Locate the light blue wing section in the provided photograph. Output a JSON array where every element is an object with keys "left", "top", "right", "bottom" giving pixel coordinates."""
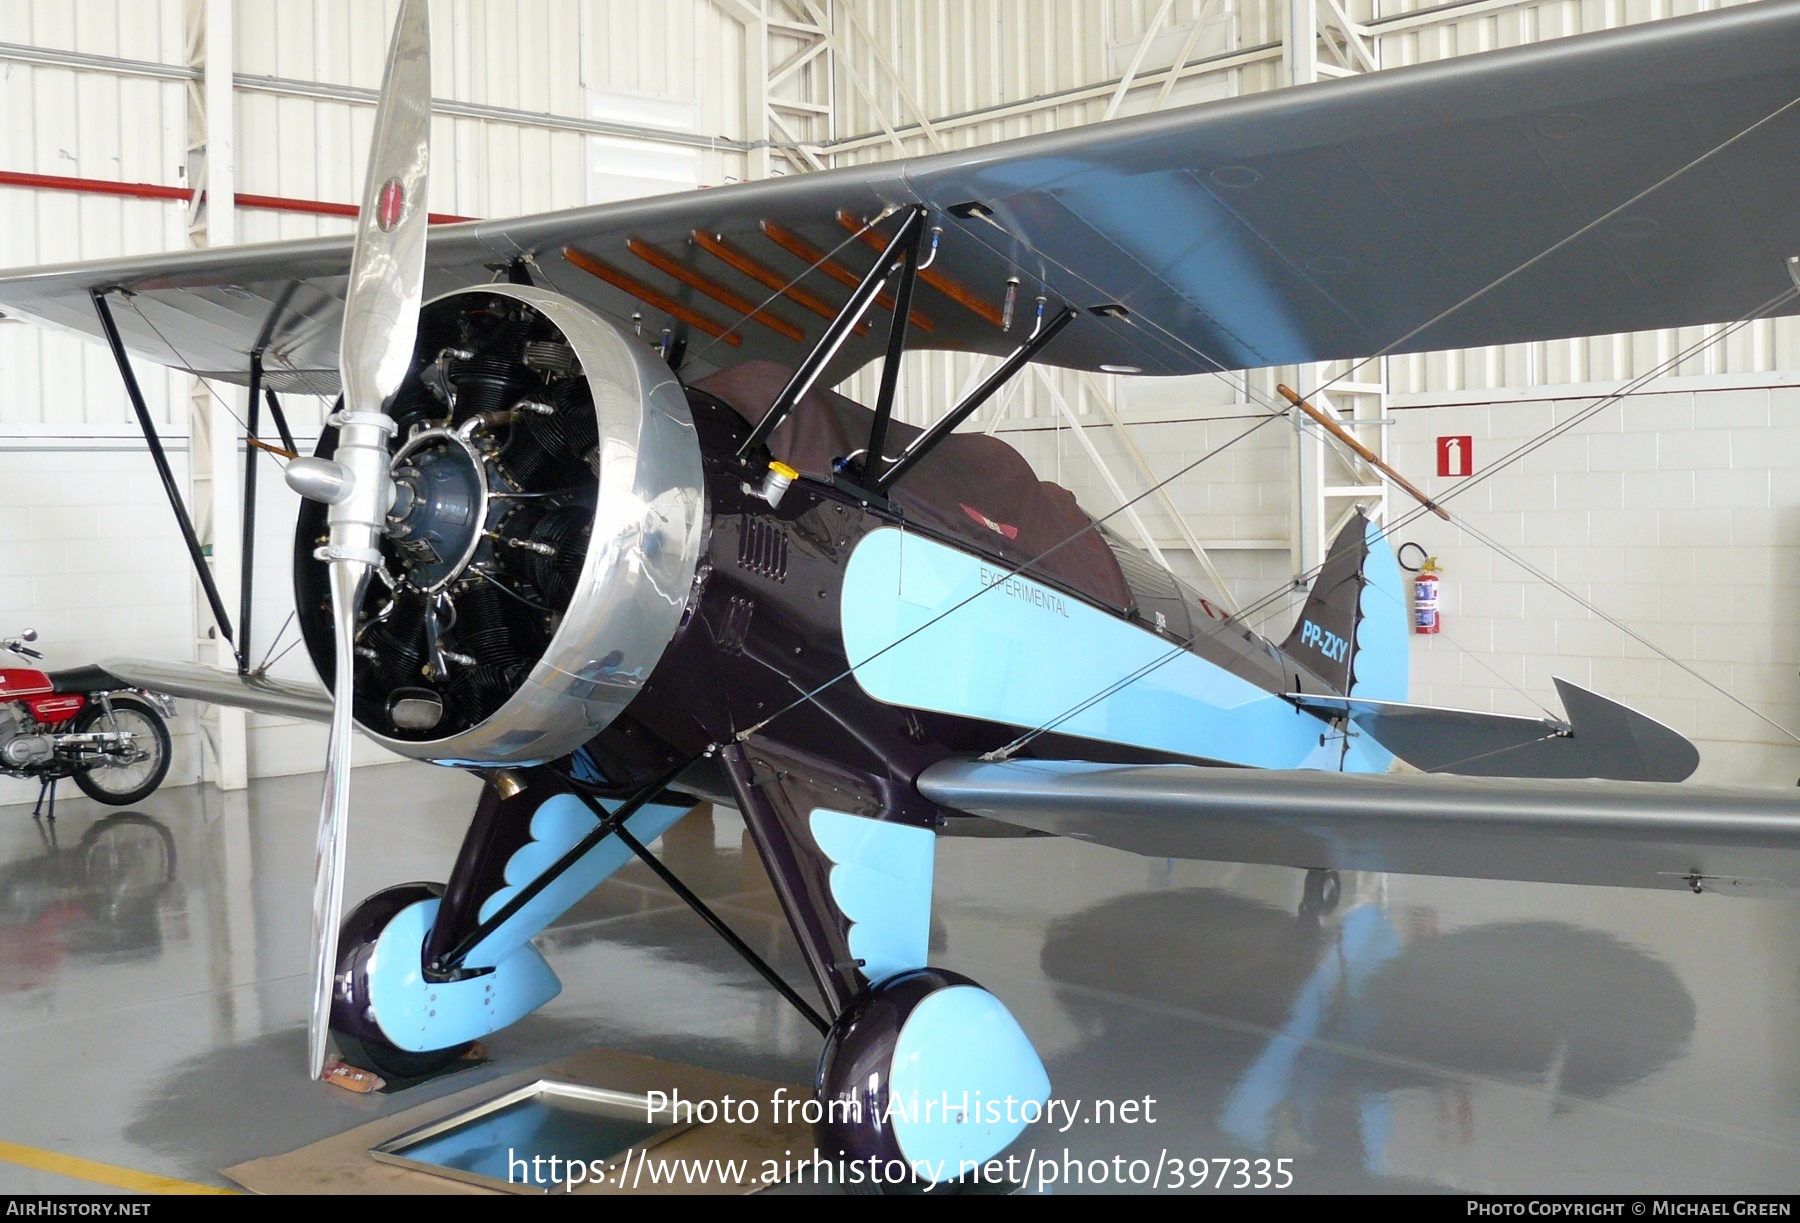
[
  {"left": 841, "top": 527, "right": 1340, "bottom": 770},
  {"left": 1351, "top": 519, "right": 1410, "bottom": 704},
  {"left": 888, "top": 985, "right": 1051, "bottom": 1176},
  {"left": 463, "top": 794, "right": 694, "bottom": 969},
  {"left": 810, "top": 809, "right": 934, "bottom": 985},
  {"left": 366, "top": 898, "right": 562, "bottom": 1052}
]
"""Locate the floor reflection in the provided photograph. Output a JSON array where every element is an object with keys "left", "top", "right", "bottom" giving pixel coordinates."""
[
  {"left": 0, "top": 767, "right": 1792, "bottom": 1192},
  {"left": 1037, "top": 877, "right": 1704, "bottom": 1187},
  {"left": 1351, "top": 920, "right": 1695, "bottom": 1100},
  {"left": 0, "top": 813, "right": 182, "bottom": 992}
]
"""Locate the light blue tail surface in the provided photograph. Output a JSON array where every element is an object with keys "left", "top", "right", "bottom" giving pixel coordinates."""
[
  {"left": 1349, "top": 517, "right": 1409, "bottom": 705},
  {"left": 1341, "top": 517, "right": 1409, "bottom": 772}
]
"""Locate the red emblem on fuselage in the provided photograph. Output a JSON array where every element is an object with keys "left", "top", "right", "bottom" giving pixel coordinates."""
[
  {"left": 961, "top": 504, "right": 1020, "bottom": 540},
  {"left": 376, "top": 178, "right": 405, "bottom": 232}
]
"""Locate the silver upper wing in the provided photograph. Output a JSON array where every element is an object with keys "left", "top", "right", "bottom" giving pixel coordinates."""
[
  {"left": 918, "top": 758, "right": 1800, "bottom": 895},
  {"left": 2, "top": 3, "right": 1800, "bottom": 386}
]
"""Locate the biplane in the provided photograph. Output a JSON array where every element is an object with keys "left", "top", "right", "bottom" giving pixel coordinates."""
[{"left": 4, "top": 0, "right": 1800, "bottom": 1185}]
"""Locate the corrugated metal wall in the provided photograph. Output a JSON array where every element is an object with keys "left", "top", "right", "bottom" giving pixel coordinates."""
[
  {"left": 0, "top": 0, "right": 753, "bottom": 798},
  {"left": 0, "top": 0, "right": 189, "bottom": 431},
  {"left": 837, "top": 0, "right": 1784, "bottom": 438},
  {"left": 0, "top": 0, "right": 1796, "bottom": 790}
]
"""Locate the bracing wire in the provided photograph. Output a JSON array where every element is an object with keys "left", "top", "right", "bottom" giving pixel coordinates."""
[
  {"left": 742, "top": 281, "right": 1797, "bottom": 748},
  {"left": 1222, "top": 287, "right": 1798, "bottom": 635},
  {"left": 1380, "top": 288, "right": 1800, "bottom": 540},
  {"left": 123, "top": 295, "right": 257, "bottom": 437},
  {"left": 747, "top": 272, "right": 1796, "bottom": 749},
  {"left": 1454, "top": 513, "right": 1800, "bottom": 746},
  {"left": 255, "top": 610, "right": 296, "bottom": 674},
  {"left": 736, "top": 406, "right": 1289, "bottom": 740},
  {"left": 259, "top": 632, "right": 304, "bottom": 674},
  {"left": 977, "top": 286, "right": 1800, "bottom": 762},
  {"left": 1426, "top": 616, "right": 1564, "bottom": 723}
]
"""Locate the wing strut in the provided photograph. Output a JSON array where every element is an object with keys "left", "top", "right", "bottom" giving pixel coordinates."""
[
  {"left": 92, "top": 287, "right": 236, "bottom": 650},
  {"left": 237, "top": 351, "right": 263, "bottom": 675},
  {"left": 872, "top": 302, "right": 1078, "bottom": 493},
  {"left": 736, "top": 205, "right": 927, "bottom": 461},
  {"left": 861, "top": 212, "right": 925, "bottom": 484}
]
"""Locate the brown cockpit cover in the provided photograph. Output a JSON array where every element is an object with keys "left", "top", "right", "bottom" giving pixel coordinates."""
[{"left": 693, "top": 361, "right": 1132, "bottom": 612}]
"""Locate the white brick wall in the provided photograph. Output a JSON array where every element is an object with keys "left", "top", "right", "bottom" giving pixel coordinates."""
[
  {"left": 0, "top": 411, "right": 397, "bottom": 806},
  {"left": 1390, "top": 374, "right": 1800, "bottom": 788},
  {"left": 957, "top": 365, "right": 1800, "bottom": 790}
]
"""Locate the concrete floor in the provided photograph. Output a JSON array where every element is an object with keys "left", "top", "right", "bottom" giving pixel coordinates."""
[{"left": 0, "top": 760, "right": 1797, "bottom": 1194}]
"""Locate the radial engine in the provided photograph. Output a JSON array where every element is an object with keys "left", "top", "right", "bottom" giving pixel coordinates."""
[{"left": 294, "top": 285, "right": 706, "bottom": 765}]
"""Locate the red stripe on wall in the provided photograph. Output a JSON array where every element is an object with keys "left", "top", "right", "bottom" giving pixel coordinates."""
[{"left": 0, "top": 169, "right": 474, "bottom": 224}]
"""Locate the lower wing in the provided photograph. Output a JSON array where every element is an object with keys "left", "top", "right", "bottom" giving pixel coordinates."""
[
  {"left": 918, "top": 758, "right": 1800, "bottom": 895},
  {"left": 103, "top": 658, "right": 331, "bottom": 722}
]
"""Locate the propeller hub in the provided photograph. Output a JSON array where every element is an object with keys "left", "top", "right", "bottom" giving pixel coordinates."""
[
  {"left": 385, "top": 428, "right": 488, "bottom": 592},
  {"left": 285, "top": 456, "right": 354, "bottom": 505},
  {"left": 317, "top": 410, "right": 399, "bottom": 570}
]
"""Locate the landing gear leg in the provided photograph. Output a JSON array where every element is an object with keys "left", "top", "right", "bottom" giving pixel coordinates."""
[
  {"left": 718, "top": 740, "right": 1050, "bottom": 1191},
  {"left": 330, "top": 767, "right": 699, "bottom": 1079}
]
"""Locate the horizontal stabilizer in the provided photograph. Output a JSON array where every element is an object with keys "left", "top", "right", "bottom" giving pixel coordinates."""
[
  {"left": 917, "top": 758, "right": 1800, "bottom": 894},
  {"left": 103, "top": 658, "right": 332, "bottom": 722},
  {"left": 1287, "top": 677, "right": 1698, "bottom": 782}
]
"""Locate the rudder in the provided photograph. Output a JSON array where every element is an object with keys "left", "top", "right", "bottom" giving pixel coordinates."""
[{"left": 1281, "top": 511, "right": 1409, "bottom": 702}]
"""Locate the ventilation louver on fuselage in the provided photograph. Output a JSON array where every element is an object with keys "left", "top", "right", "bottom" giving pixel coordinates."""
[{"left": 737, "top": 518, "right": 789, "bottom": 583}]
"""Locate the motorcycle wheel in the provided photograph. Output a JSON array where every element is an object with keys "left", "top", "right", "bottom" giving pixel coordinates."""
[{"left": 71, "top": 695, "right": 172, "bottom": 806}]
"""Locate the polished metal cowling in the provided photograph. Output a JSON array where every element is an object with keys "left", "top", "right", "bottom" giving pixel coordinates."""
[{"left": 368, "top": 283, "right": 705, "bottom": 766}]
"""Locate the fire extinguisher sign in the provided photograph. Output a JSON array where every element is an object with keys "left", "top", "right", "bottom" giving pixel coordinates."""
[{"left": 1437, "top": 435, "right": 1473, "bottom": 478}]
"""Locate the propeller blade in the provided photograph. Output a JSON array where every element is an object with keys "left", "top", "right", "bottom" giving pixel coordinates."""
[{"left": 305, "top": 0, "right": 432, "bottom": 1082}]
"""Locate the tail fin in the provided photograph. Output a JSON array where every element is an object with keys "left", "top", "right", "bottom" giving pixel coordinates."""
[{"left": 1280, "top": 511, "right": 1408, "bottom": 700}]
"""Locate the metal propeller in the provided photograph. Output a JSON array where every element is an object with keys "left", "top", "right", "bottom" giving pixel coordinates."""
[{"left": 284, "top": 0, "right": 431, "bottom": 1081}]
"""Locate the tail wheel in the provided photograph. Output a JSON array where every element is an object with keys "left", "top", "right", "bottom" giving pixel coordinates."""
[
  {"left": 329, "top": 882, "right": 473, "bottom": 1080},
  {"left": 1300, "top": 867, "right": 1342, "bottom": 921},
  {"left": 71, "top": 695, "right": 172, "bottom": 806}
]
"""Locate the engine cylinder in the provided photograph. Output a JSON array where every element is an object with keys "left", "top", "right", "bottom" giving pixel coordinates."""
[{"left": 295, "top": 285, "right": 705, "bottom": 766}]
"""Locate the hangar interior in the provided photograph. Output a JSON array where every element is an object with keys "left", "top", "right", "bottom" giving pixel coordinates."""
[{"left": 0, "top": 0, "right": 1797, "bottom": 1196}]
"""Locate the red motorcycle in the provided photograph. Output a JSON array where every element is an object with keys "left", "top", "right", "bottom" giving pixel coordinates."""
[{"left": 1, "top": 629, "right": 174, "bottom": 819}]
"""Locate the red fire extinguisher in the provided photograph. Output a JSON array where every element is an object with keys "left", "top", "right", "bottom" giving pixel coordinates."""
[
  {"left": 1414, "top": 558, "right": 1442, "bottom": 635},
  {"left": 1398, "top": 543, "right": 1442, "bottom": 635}
]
